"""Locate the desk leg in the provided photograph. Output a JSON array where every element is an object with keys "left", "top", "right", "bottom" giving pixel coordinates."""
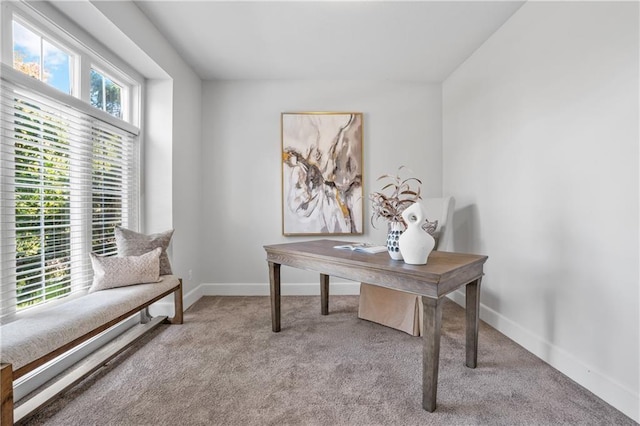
[
  {"left": 421, "top": 296, "right": 443, "bottom": 412},
  {"left": 465, "top": 278, "right": 482, "bottom": 368},
  {"left": 269, "top": 262, "right": 281, "bottom": 332},
  {"left": 320, "top": 274, "right": 329, "bottom": 315}
]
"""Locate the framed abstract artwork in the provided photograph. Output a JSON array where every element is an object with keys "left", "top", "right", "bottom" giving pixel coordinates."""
[{"left": 281, "top": 112, "right": 364, "bottom": 236}]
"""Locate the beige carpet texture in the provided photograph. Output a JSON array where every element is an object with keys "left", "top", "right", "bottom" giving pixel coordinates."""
[{"left": 21, "top": 296, "right": 635, "bottom": 425}]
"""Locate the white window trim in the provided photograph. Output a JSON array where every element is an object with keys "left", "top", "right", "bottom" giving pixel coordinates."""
[
  {"left": 0, "top": 1, "right": 143, "bottom": 317},
  {"left": 90, "top": 65, "right": 131, "bottom": 122},
  {"left": 1, "top": 63, "right": 139, "bottom": 136},
  {"left": 1, "top": 1, "right": 142, "bottom": 128},
  {"left": 10, "top": 15, "right": 79, "bottom": 96}
]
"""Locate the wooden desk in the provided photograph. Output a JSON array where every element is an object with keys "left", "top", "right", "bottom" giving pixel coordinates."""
[{"left": 264, "top": 239, "right": 488, "bottom": 412}]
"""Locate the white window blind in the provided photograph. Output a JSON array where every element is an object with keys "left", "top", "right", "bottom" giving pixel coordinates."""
[{"left": 0, "top": 75, "right": 139, "bottom": 320}]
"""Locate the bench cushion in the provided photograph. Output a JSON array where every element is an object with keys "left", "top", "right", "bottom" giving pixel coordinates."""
[{"left": 0, "top": 275, "right": 180, "bottom": 371}]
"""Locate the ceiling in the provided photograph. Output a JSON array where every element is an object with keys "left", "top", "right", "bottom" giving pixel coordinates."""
[{"left": 134, "top": 1, "right": 525, "bottom": 82}]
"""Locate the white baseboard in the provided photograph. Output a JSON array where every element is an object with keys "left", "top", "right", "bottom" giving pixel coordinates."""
[
  {"left": 148, "top": 283, "right": 204, "bottom": 317},
  {"left": 447, "top": 291, "right": 639, "bottom": 423},
  {"left": 149, "top": 282, "right": 361, "bottom": 315}
]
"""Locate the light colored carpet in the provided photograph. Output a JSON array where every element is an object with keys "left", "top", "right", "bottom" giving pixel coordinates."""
[{"left": 21, "top": 296, "right": 635, "bottom": 425}]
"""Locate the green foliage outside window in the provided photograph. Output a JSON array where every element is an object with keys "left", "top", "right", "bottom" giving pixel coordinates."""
[
  {"left": 14, "top": 99, "right": 71, "bottom": 308},
  {"left": 90, "top": 69, "right": 122, "bottom": 119}
]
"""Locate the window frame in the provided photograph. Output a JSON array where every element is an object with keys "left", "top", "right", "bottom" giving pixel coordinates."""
[
  {"left": 0, "top": 1, "right": 143, "bottom": 319},
  {"left": 10, "top": 15, "right": 78, "bottom": 96},
  {"left": 89, "top": 65, "right": 130, "bottom": 121},
  {"left": 1, "top": 1, "right": 141, "bottom": 127}
]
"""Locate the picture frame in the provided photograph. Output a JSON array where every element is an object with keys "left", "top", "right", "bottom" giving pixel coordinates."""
[{"left": 281, "top": 112, "right": 364, "bottom": 236}]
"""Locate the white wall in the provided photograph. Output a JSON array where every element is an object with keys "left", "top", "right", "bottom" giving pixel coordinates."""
[
  {"left": 143, "top": 79, "right": 173, "bottom": 232},
  {"left": 443, "top": 2, "right": 639, "bottom": 421},
  {"left": 200, "top": 80, "right": 442, "bottom": 285}
]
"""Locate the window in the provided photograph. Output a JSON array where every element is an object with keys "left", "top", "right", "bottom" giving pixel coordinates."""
[
  {"left": 0, "top": 74, "right": 139, "bottom": 317},
  {"left": 90, "top": 69, "right": 123, "bottom": 119},
  {"left": 0, "top": 5, "right": 141, "bottom": 320},
  {"left": 12, "top": 19, "right": 73, "bottom": 95},
  {"left": 11, "top": 87, "right": 73, "bottom": 308}
]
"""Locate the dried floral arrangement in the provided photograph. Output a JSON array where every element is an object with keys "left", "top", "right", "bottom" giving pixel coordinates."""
[{"left": 370, "top": 166, "right": 422, "bottom": 227}]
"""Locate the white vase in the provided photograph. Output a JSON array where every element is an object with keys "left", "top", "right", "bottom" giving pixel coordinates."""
[
  {"left": 399, "top": 202, "right": 435, "bottom": 265},
  {"left": 386, "top": 221, "right": 405, "bottom": 260}
]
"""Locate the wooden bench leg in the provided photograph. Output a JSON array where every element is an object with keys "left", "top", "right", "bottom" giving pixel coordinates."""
[
  {"left": 166, "top": 279, "right": 183, "bottom": 324},
  {"left": 1, "top": 363, "right": 14, "bottom": 425}
]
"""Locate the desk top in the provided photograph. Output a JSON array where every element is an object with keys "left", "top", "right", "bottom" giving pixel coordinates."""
[{"left": 264, "top": 239, "right": 488, "bottom": 298}]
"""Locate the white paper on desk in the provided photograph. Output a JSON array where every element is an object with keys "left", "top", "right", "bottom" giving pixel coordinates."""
[{"left": 333, "top": 243, "right": 387, "bottom": 254}]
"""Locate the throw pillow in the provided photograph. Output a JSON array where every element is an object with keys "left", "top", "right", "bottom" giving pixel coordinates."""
[
  {"left": 89, "top": 247, "right": 162, "bottom": 293},
  {"left": 115, "top": 226, "right": 174, "bottom": 275}
]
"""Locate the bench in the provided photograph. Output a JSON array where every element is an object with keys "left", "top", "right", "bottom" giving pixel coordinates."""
[{"left": 0, "top": 275, "right": 183, "bottom": 425}]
